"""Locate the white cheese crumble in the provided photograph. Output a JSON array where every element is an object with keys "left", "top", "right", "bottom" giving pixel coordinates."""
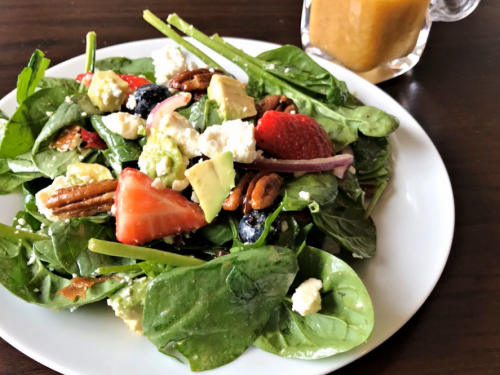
[
  {"left": 151, "top": 45, "right": 188, "bottom": 85},
  {"left": 151, "top": 177, "right": 166, "bottom": 190},
  {"left": 281, "top": 220, "right": 289, "bottom": 232},
  {"left": 126, "top": 94, "right": 137, "bottom": 110},
  {"left": 27, "top": 252, "right": 36, "bottom": 266},
  {"left": 198, "top": 119, "right": 257, "bottom": 163},
  {"left": 172, "top": 178, "right": 190, "bottom": 191},
  {"left": 163, "top": 235, "right": 175, "bottom": 244},
  {"left": 66, "top": 133, "right": 82, "bottom": 152},
  {"left": 291, "top": 278, "right": 323, "bottom": 316},
  {"left": 17, "top": 218, "right": 26, "bottom": 226},
  {"left": 46, "top": 111, "right": 53, "bottom": 116},
  {"left": 101, "top": 112, "right": 145, "bottom": 140},
  {"left": 298, "top": 191, "right": 311, "bottom": 201},
  {"left": 35, "top": 176, "right": 72, "bottom": 222},
  {"left": 158, "top": 113, "right": 201, "bottom": 159},
  {"left": 65, "top": 96, "right": 72, "bottom": 104},
  {"left": 191, "top": 190, "right": 200, "bottom": 203},
  {"left": 155, "top": 156, "right": 171, "bottom": 177}
]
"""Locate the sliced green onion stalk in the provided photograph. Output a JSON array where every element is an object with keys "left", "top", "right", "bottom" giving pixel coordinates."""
[
  {"left": 364, "top": 180, "right": 387, "bottom": 218},
  {"left": 96, "top": 264, "right": 143, "bottom": 275},
  {"left": 143, "top": 10, "right": 227, "bottom": 73},
  {"left": 0, "top": 222, "right": 49, "bottom": 243},
  {"left": 79, "top": 31, "right": 97, "bottom": 93},
  {"left": 89, "top": 239, "right": 206, "bottom": 267}
]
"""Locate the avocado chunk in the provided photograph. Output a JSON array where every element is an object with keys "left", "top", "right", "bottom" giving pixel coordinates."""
[
  {"left": 185, "top": 151, "right": 235, "bottom": 222},
  {"left": 207, "top": 75, "right": 257, "bottom": 121},
  {"left": 88, "top": 71, "right": 129, "bottom": 112}
]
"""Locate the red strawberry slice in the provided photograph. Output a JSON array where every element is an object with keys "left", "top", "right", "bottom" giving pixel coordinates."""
[
  {"left": 115, "top": 168, "right": 207, "bottom": 245},
  {"left": 81, "top": 129, "right": 108, "bottom": 150},
  {"left": 255, "top": 111, "right": 334, "bottom": 160}
]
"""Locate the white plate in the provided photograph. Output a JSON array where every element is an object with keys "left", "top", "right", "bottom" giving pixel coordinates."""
[{"left": 0, "top": 37, "right": 454, "bottom": 375}]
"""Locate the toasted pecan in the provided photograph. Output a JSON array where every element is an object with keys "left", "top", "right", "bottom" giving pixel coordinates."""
[
  {"left": 51, "top": 192, "right": 115, "bottom": 215},
  {"left": 168, "top": 68, "right": 226, "bottom": 91},
  {"left": 243, "top": 171, "right": 270, "bottom": 215},
  {"left": 46, "top": 179, "right": 118, "bottom": 209},
  {"left": 55, "top": 203, "right": 114, "bottom": 220},
  {"left": 250, "top": 173, "right": 284, "bottom": 210},
  {"left": 222, "top": 172, "right": 255, "bottom": 211},
  {"left": 256, "top": 95, "right": 298, "bottom": 120}
]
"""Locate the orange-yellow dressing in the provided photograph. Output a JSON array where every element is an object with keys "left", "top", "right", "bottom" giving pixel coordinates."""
[
  {"left": 309, "top": 0, "right": 430, "bottom": 72},
  {"left": 57, "top": 276, "right": 120, "bottom": 301}
]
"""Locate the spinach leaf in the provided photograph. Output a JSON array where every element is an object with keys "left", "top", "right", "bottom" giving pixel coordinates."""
[
  {"left": 256, "top": 45, "right": 352, "bottom": 106},
  {"left": 139, "top": 261, "right": 174, "bottom": 278},
  {"left": 0, "top": 172, "right": 43, "bottom": 195},
  {"left": 49, "top": 218, "right": 132, "bottom": 277},
  {"left": 16, "top": 50, "right": 50, "bottom": 105},
  {"left": 0, "top": 239, "right": 125, "bottom": 309},
  {"left": 22, "top": 182, "right": 52, "bottom": 226},
  {"left": 0, "top": 159, "right": 11, "bottom": 174},
  {"left": 13, "top": 210, "right": 41, "bottom": 232},
  {"left": 38, "top": 77, "right": 80, "bottom": 91},
  {"left": 32, "top": 93, "right": 102, "bottom": 154},
  {"left": 337, "top": 171, "right": 364, "bottom": 204},
  {"left": 280, "top": 173, "right": 338, "bottom": 211},
  {"left": 95, "top": 57, "right": 156, "bottom": 83},
  {"left": 90, "top": 116, "right": 142, "bottom": 175},
  {"left": 312, "top": 205, "right": 376, "bottom": 258},
  {"left": 142, "top": 246, "right": 298, "bottom": 371},
  {"left": 0, "top": 87, "right": 72, "bottom": 158},
  {"left": 33, "top": 148, "right": 80, "bottom": 179},
  {"left": 352, "top": 136, "right": 390, "bottom": 174},
  {"left": 7, "top": 152, "right": 39, "bottom": 173},
  {"left": 255, "top": 246, "right": 374, "bottom": 358},
  {"left": 178, "top": 95, "right": 222, "bottom": 132},
  {"left": 198, "top": 216, "right": 233, "bottom": 246},
  {"left": 0, "top": 110, "right": 8, "bottom": 120},
  {"left": 277, "top": 216, "right": 313, "bottom": 253}
]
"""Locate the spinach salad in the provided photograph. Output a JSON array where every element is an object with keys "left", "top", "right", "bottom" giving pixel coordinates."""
[{"left": 0, "top": 10, "right": 398, "bottom": 371}]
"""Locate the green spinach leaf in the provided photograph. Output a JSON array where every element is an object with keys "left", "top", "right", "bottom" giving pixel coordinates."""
[
  {"left": 95, "top": 57, "right": 156, "bottom": 83},
  {"left": 17, "top": 50, "right": 50, "bottom": 105},
  {"left": 280, "top": 173, "right": 338, "bottom": 211},
  {"left": 0, "top": 87, "right": 72, "bottom": 158},
  {"left": 255, "top": 246, "right": 374, "bottom": 358},
  {"left": 198, "top": 216, "right": 233, "bottom": 246},
  {"left": 143, "top": 246, "right": 298, "bottom": 371},
  {"left": 38, "top": 77, "right": 80, "bottom": 91},
  {"left": 7, "top": 152, "right": 39, "bottom": 173},
  {"left": 32, "top": 93, "right": 102, "bottom": 154},
  {"left": 0, "top": 110, "right": 8, "bottom": 120},
  {"left": 90, "top": 116, "right": 142, "bottom": 175},
  {"left": 352, "top": 136, "right": 390, "bottom": 174},
  {"left": 337, "top": 171, "right": 364, "bottom": 204},
  {"left": 312, "top": 205, "right": 376, "bottom": 258},
  {"left": 0, "top": 172, "right": 42, "bottom": 195},
  {"left": 178, "top": 95, "right": 222, "bottom": 132},
  {"left": 33, "top": 148, "right": 80, "bottom": 179}
]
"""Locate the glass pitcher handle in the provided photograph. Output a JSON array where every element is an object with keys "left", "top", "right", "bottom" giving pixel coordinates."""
[{"left": 430, "top": 0, "right": 481, "bottom": 22}]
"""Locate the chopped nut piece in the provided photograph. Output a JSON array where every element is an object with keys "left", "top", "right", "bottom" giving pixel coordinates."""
[
  {"left": 250, "top": 173, "right": 284, "bottom": 210},
  {"left": 256, "top": 95, "right": 299, "bottom": 120},
  {"left": 50, "top": 125, "right": 81, "bottom": 152},
  {"left": 168, "top": 68, "right": 226, "bottom": 92},
  {"left": 222, "top": 172, "right": 255, "bottom": 211},
  {"left": 243, "top": 171, "right": 271, "bottom": 215}
]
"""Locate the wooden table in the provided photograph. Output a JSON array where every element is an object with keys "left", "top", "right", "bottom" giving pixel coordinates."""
[{"left": 1, "top": 0, "right": 499, "bottom": 374}]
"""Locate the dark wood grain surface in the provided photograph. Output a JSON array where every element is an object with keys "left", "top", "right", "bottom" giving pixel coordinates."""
[{"left": 1, "top": 0, "right": 499, "bottom": 374}]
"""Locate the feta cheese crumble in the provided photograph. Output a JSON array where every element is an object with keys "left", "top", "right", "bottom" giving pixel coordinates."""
[
  {"left": 126, "top": 94, "right": 138, "bottom": 110},
  {"left": 172, "top": 178, "right": 190, "bottom": 191},
  {"left": 101, "top": 112, "right": 146, "bottom": 140},
  {"left": 191, "top": 190, "right": 200, "bottom": 203},
  {"left": 198, "top": 119, "right": 257, "bottom": 163},
  {"left": 158, "top": 113, "right": 201, "bottom": 159},
  {"left": 17, "top": 218, "right": 26, "bottom": 226},
  {"left": 291, "top": 278, "right": 323, "bottom": 316},
  {"left": 151, "top": 45, "right": 188, "bottom": 85},
  {"left": 298, "top": 191, "right": 311, "bottom": 201},
  {"left": 151, "top": 177, "right": 166, "bottom": 190}
]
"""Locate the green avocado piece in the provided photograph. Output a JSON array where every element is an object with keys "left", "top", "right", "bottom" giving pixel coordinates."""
[
  {"left": 185, "top": 151, "right": 235, "bottom": 222},
  {"left": 207, "top": 75, "right": 257, "bottom": 121}
]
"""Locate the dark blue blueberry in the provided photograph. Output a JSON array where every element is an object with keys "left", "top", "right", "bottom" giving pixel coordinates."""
[
  {"left": 131, "top": 84, "right": 171, "bottom": 118},
  {"left": 238, "top": 211, "right": 280, "bottom": 244}
]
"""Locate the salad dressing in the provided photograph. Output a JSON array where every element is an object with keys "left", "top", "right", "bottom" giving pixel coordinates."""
[{"left": 308, "top": 0, "right": 430, "bottom": 72}]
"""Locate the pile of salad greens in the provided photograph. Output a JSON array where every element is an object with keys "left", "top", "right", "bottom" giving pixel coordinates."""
[{"left": 0, "top": 10, "right": 398, "bottom": 372}]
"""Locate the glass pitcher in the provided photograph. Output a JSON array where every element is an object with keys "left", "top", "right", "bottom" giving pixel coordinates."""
[{"left": 301, "top": 0, "right": 481, "bottom": 83}]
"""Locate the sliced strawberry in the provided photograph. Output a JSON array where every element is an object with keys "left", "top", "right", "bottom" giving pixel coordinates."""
[
  {"left": 81, "top": 129, "right": 108, "bottom": 150},
  {"left": 255, "top": 111, "right": 334, "bottom": 160},
  {"left": 115, "top": 168, "right": 207, "bottom": 245}
]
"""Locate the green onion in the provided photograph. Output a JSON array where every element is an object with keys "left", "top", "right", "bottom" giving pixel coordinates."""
[
  {"left": 88, "top": 239, "right": 206, "bottom": 267},
  {"left": 143, "top": 10, "right": 227, "bottom": 73},
  {"left": 79, "top": 31, "right": 97, "bottom": 93}
]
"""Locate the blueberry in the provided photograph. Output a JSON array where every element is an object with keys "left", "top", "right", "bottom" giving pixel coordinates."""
[
  {"left": 238, "top": 211, "right": 281, "bottom": 244},
  {"left": 131, "top": 84, "right": 171, "bottom": 118}
]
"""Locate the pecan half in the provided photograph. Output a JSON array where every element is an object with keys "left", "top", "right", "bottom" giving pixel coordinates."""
[
  {"left": 223, "top": 172, "right": 255, "bottom": 211},
  {"left": 168, "top": 68, "right": 226, "bottom": 92},
  {"left": 243, "top": 171, "right": 270, "bottom": 215},
  {"left": 256, "top": 95, "right": 298, "bottom": 120},
  {"left": 250, "top": 173, "right": 284, "bottom": 210},
  {"left": 50, "top": 125, "right": 81, "bottom": 152},
  {"left": 46, "top": 179, "right": 118, "bottom": 219}
]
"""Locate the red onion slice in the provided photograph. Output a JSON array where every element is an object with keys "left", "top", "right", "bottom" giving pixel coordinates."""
[
  {"left": 146, "top": 93, "right": 192, "bottom": 135},
  {"left": 333, "top": 145, "right": 353, "bottom": 179},
  {"left": 235, "top": 154, "right": 354, "bottom": 173}
]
